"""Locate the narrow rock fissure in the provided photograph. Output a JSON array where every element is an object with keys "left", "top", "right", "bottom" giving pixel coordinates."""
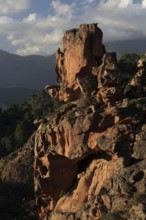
[
  {"left": 77, "top": 151, "right": 112, "bottom": 173},
  {"left": 130, "top": 157, "right": 143, "bottom": 165}
]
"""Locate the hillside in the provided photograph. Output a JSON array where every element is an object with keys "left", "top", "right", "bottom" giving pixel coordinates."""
[
  {"left": 0, "top": 50, "right": 56, "bottom": 90},
  {"left": 0, "top": 87, "right": 39, "bottom": 105},
  {"left": 105, "top": 38, "right": 146, "bottom": 58}
]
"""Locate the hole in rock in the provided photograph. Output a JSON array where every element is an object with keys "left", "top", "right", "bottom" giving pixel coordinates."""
[
  {"left": 36, "top": 152, "right": 113, "bottom": 198},
  {"left": 41, "top": 166, "right": 48, "bottom": 176},
  {"left": 133, "top": 171, "right": 144, "bottom": 182},
  {"left": 130, "top": 157, "right": 143, "bottom": 165},
  {"left": 77, "top": 151, "right": 112, "bottom": 173},
  {"left": 43, "top": 140, "right": 50, "bottom": 152}
]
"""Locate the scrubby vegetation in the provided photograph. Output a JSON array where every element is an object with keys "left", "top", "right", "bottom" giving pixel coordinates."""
[
  {"left": 99, "top": 210, "right": 124, "bottom": 220},
  {"left": 118, "top": 53, "right": 140, "bottom": 77},
  {"left": 0, "top": 181, "right": 37, "bottom": 219},
  {"left": 0, "top": 90, "right": 63, "bottom": 157}
]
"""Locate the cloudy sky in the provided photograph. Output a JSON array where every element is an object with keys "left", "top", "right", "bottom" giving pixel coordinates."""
[{"left": 0, "top": 0, "right": 145, "bottom": 56}]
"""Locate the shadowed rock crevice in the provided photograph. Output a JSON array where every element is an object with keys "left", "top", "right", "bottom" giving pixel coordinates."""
[{"left": 77, "top": 151, "right": 112, "bottom": 173}]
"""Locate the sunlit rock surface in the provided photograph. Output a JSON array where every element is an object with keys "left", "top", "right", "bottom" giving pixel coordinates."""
[
  {"left": 46, "top": 23, "right": 105, "bottom": 102},
  {"left": 34, "top": 24, "right": 146, "bottom": 219}
]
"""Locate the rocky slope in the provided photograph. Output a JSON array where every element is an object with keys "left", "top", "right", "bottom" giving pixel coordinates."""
[
  {"left": 0, "top": 50, "right": 56, "bottom": 90},
  {"left": 0, "top": 134, "right": 37, "bottom": 219},
  {"left": 33, "top": 24, "right": 146, "bottom": 219},
  {"left": 0, "top": 23, "right": 146, "bottom": 220}
]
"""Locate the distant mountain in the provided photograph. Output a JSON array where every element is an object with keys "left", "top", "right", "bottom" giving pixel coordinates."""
[
  {"left": 0, "top": 38, "right": 145, "bottom": 91},
  {"left": 0, "top": 50, "right": 56, "bottom": 90},
  {"left": 105, "top": 38, "right": 146, "bottom": 58},
  {"left": 0, "top": 87, "right": 39, "bottom": 105}
]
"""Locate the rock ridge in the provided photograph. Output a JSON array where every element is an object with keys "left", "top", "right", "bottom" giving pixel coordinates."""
[{"left": 34, "top": 24, "right": 146, "bottom": 220}]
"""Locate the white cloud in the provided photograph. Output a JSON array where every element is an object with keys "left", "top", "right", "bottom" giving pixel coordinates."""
[
  {"left": 51, "top": 0, "right": 74, "bottom": 17},
  {"left": 15, "top": 28, "right": 64, "bottom": 56},
  {"left": 23, "top": 13, "right": 37, "bottom": 23},
  {"left": 118, "top": 0, "right": 133, "bottom": 8},
  {"left": 99, "top": 0, "right": 119, "bottom": 9},
  {"left": 7, "top": 33, "right": 13, "bottom": 40},
  {"left": 11, "top": 39, "right": 27, "bottom": 46},
  {"left": 142, "top": 0, "right": 146, "bottom": 7},
  {"left": 0, "top": 16, "right": 21, "bottom": 34},
  {"left": 0, "top": 0, "right": 146, "bottom": 55},
  {"left": 43, "top": 30, "right": 63, "bottom": 45},
  {"left": 83, "top": 0, "right": 95, "bottom": 3},
  {"left": 17, "top": 46, "right": 40, "bottom": 56},
  {"left": 0, "top": 0, "right": 30, "bottom": 14}
]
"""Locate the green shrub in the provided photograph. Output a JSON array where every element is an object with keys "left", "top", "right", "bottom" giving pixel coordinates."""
[
  {"left": 0, "top": 90, "right": 64, "bottom": 157},
  {"left": 99, "top": 211, "right": 124, "bottom": 220}
]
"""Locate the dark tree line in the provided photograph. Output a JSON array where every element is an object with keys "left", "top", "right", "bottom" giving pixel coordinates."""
[
  {"left": 118, "top": 53, "right": 140, "bottom": 74},
  {"left": 0, "top": 90, "right": 62, "bottom": 157}
]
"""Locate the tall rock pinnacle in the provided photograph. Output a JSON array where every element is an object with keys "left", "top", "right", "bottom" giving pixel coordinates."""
[{"left": 46, "top": 23, "right": 105, "bottom": 101}]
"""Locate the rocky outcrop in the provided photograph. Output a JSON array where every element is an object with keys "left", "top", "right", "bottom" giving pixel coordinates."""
[
  {"left": 124, "top": 54, "right": 146, "bottom": 98},
  {"left": 34, "top": 24, "right": 146, "bottom": 220},
  {"left": 46, "top": 23, "right": 105, "bottom": 102}
]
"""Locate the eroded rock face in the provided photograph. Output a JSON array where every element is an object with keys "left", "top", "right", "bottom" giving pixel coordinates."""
[
  {"left": 34, "top": 24, "right": 146, "bottom": 219},
  {"left": 46, "top": 23, "right": 105, "bottom": 102}
]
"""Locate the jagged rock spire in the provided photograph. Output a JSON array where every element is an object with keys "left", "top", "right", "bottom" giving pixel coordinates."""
[{"left": 46, "top": 23, "right": 105, "bottom": 101}]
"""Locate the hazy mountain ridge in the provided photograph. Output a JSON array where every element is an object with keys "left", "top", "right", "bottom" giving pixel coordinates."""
[
  {"left": 0, "top": 50, "right": 56, "bottom": 90},
  {"left": 0, "top": 87, "right": 39, "bottom": 105},
  {"left": 105, "top": 38, "right": 146, "bottom": 58}
]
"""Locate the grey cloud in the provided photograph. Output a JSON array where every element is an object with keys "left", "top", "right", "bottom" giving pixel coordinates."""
[{"left": 0, "top": 0, "right": 146, "bottom": 55}]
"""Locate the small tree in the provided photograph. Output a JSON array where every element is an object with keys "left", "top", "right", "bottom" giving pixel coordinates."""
[
  {"left": 14, "top": 121, "right": 26, "bottom": 147},
  {"left": 29, "top": 90, "right": 56, "bottom": 119},
  {"left": 119, "top": 53, "right": 140, "bottom": 76},
  {"left": 0, "top": 135, "right": 14, "bottom": 155}
]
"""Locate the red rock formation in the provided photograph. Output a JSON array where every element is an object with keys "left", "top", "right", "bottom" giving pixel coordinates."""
[
  {"left": 34, "top": 24, "right": 146, "bottom": 220},
  {"left": 46, "top": 23, "right": 105, "bottom": 102},
  {"left": 1, "top": 24, "right": 146, "bottom": 219}
]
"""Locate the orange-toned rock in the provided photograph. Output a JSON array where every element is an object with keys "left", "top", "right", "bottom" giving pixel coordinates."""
[
  {"left": 46, "top": 23, "right": 105, "bottom": 102},
  {"left": 1, "top": 24, "right": 146, "bottom": 220},
  {"left": 54, "top": 158, "right": 120, "bottom": 214},
  {"left": 34, "top": 152, "right": 78, "bottom": 217},
  {"left": 34, "top": 24, "right": 146, "bottom": 220}
]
